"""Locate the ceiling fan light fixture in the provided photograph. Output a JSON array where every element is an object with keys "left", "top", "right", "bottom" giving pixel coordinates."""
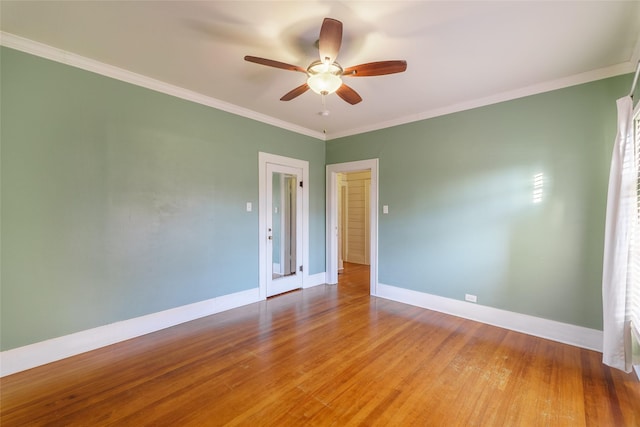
[
  {"left": 307, "top": 73, "right": 342, "bottom": 95},
  {"left": 307, "top": 60, "right": 343, "bottom": 95}
]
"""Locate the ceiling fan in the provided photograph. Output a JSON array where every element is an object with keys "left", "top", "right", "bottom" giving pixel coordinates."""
[{"left": 244, "top": 18, "right": 407, "bottom": 105}]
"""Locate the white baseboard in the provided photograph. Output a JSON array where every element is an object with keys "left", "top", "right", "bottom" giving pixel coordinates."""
[
  {"left": 2, "top": 281, "right": 602, "bottom": 377},
  {"left": 375, "top": 283, "right": 603, "bottom": 352},
  {"left": 304, "top": 272, "right": 327, "bottom": 288},
  {"left": 0, "top": 287, "right": 261, "bottom": 377}
]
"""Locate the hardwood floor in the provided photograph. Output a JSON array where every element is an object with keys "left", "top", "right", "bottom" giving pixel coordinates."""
[{"left": 1, "top": 262, "right": 638, "bottom": 426}]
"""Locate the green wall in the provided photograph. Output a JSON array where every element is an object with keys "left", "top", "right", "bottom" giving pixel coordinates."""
[
  {"left": 328, "top": 75, "right": 629, "bottom": 330},
  {"left": 0, "top": 47, "right": 325, "bottom": 350},
  {"left": 1, "top": 44, "right": 630, "bottom": 352}
]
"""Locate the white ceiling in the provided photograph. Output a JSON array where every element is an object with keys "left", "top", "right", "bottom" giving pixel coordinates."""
[{"left": 1, "top": 1, "right": 639, "bottom": 140}]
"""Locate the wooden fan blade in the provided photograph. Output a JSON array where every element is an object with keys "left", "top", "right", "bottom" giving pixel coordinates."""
[
  {"left": 244, "top": 56, "right": 307, "bottom": 73},
  {"left": 336, "top": 83, "right": 362, "bottom": 105},
  {"left": 280, "top": 83, "right": 310, "bottom": 101},
  {"left": 343, "top": 60, "right": 407, "bottom": 77},
  {"left": 319, "top": 18, "right": 342, "bottom": 64}
]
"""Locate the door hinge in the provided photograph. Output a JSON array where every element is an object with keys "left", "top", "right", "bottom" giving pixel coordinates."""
[
  {"left": 299, "top": 181, "right": 303, "bottom": 188},
  {"left": 299, "top": 265, "right": 303, "bottom": 272}
]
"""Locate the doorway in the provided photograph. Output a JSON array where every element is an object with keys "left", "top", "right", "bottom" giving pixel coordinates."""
[
  {"left": 259, "top": 152, "right": 309, "bottom": 299},
  {"left": 326, "top": 159, "right": 378, "bottom": 295},
  {"left": 338, "top": 171, "right": 371, "bottom": 270}
]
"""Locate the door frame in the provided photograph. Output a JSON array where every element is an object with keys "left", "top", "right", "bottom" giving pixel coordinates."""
[
  {"left": 326, "top": 159, "right": 378, "bottom": 295},
  {"left": 259, "top": 152, "right": 309, "bottom": 300}
]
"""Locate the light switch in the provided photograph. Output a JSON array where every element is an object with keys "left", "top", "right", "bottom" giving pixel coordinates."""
[
  {"left": 246, "top": 202, "right": 252, "bottom": 212},
  {"left": 383, "top": 205, "right": 389, "bottom": 214}
]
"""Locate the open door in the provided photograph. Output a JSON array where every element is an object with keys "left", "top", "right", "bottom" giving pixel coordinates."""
[
  {"left": 259, "top": 152, "right": 309, "bottom": 300},
  {"left": 266, "top": 163, "right": 303, "bottom": 296}
]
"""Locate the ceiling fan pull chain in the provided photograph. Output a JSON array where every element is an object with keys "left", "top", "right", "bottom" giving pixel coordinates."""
[{"left": 320, "top": 94, "right": 330, "bottom": 116}]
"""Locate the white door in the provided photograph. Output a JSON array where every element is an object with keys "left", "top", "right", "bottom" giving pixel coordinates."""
[{"left": 266, "top": 163, "right": 303, "bottom": 296}]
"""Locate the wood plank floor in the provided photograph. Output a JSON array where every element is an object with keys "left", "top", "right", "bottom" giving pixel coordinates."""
[{"left": 1, "top": 262, "right": 639, "bottom": 426}]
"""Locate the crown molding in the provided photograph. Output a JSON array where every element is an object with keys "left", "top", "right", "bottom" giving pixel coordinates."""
[
  {"left": 631, "top": 27, "right": 640, "bottom": 66},
  {"left": 326, "top": 61, "right": 637, "bottom": 140},
  {"left": 0, "top": 32, "right": 326, "bottom": 141},
  {"left": 1, "top": 31, "right": 635, "bottom": 142}
]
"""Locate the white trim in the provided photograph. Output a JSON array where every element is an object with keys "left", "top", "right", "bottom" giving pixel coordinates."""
[
  {"left": 326, "top": 159, "right": 378, "bottom": 294},
  {"left": 303, "top": 272, "right": 327, "bottom": 289},
  {"left": 376, "top": 283, "right": 603, "bottom": 352},
  {"left": 258, "top": 152, "right": 310, "bottom": 300},
  {"left": 0, "top": 31, "right": 325, "bottom": 141},
  {"left": 630, "top": 34, "right": 640, "bottom": 68},
  {"left": 327, "top": 62, "right": 637, "bottom": 140},
  {"left": 3, "top": 31, "right": 636, "bottom": 142},
  {"left": 0, "top": 287, "right": 260, "bottom": 377}
]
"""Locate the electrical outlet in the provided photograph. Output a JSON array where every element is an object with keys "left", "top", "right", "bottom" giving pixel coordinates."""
[{"left": 465, "top": 294, "right": 477, "bottom": 303}]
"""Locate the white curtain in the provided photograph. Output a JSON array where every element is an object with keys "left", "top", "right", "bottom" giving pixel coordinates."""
[{"left": 602, "top": 96, "right": 637, "bottom": 373}]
